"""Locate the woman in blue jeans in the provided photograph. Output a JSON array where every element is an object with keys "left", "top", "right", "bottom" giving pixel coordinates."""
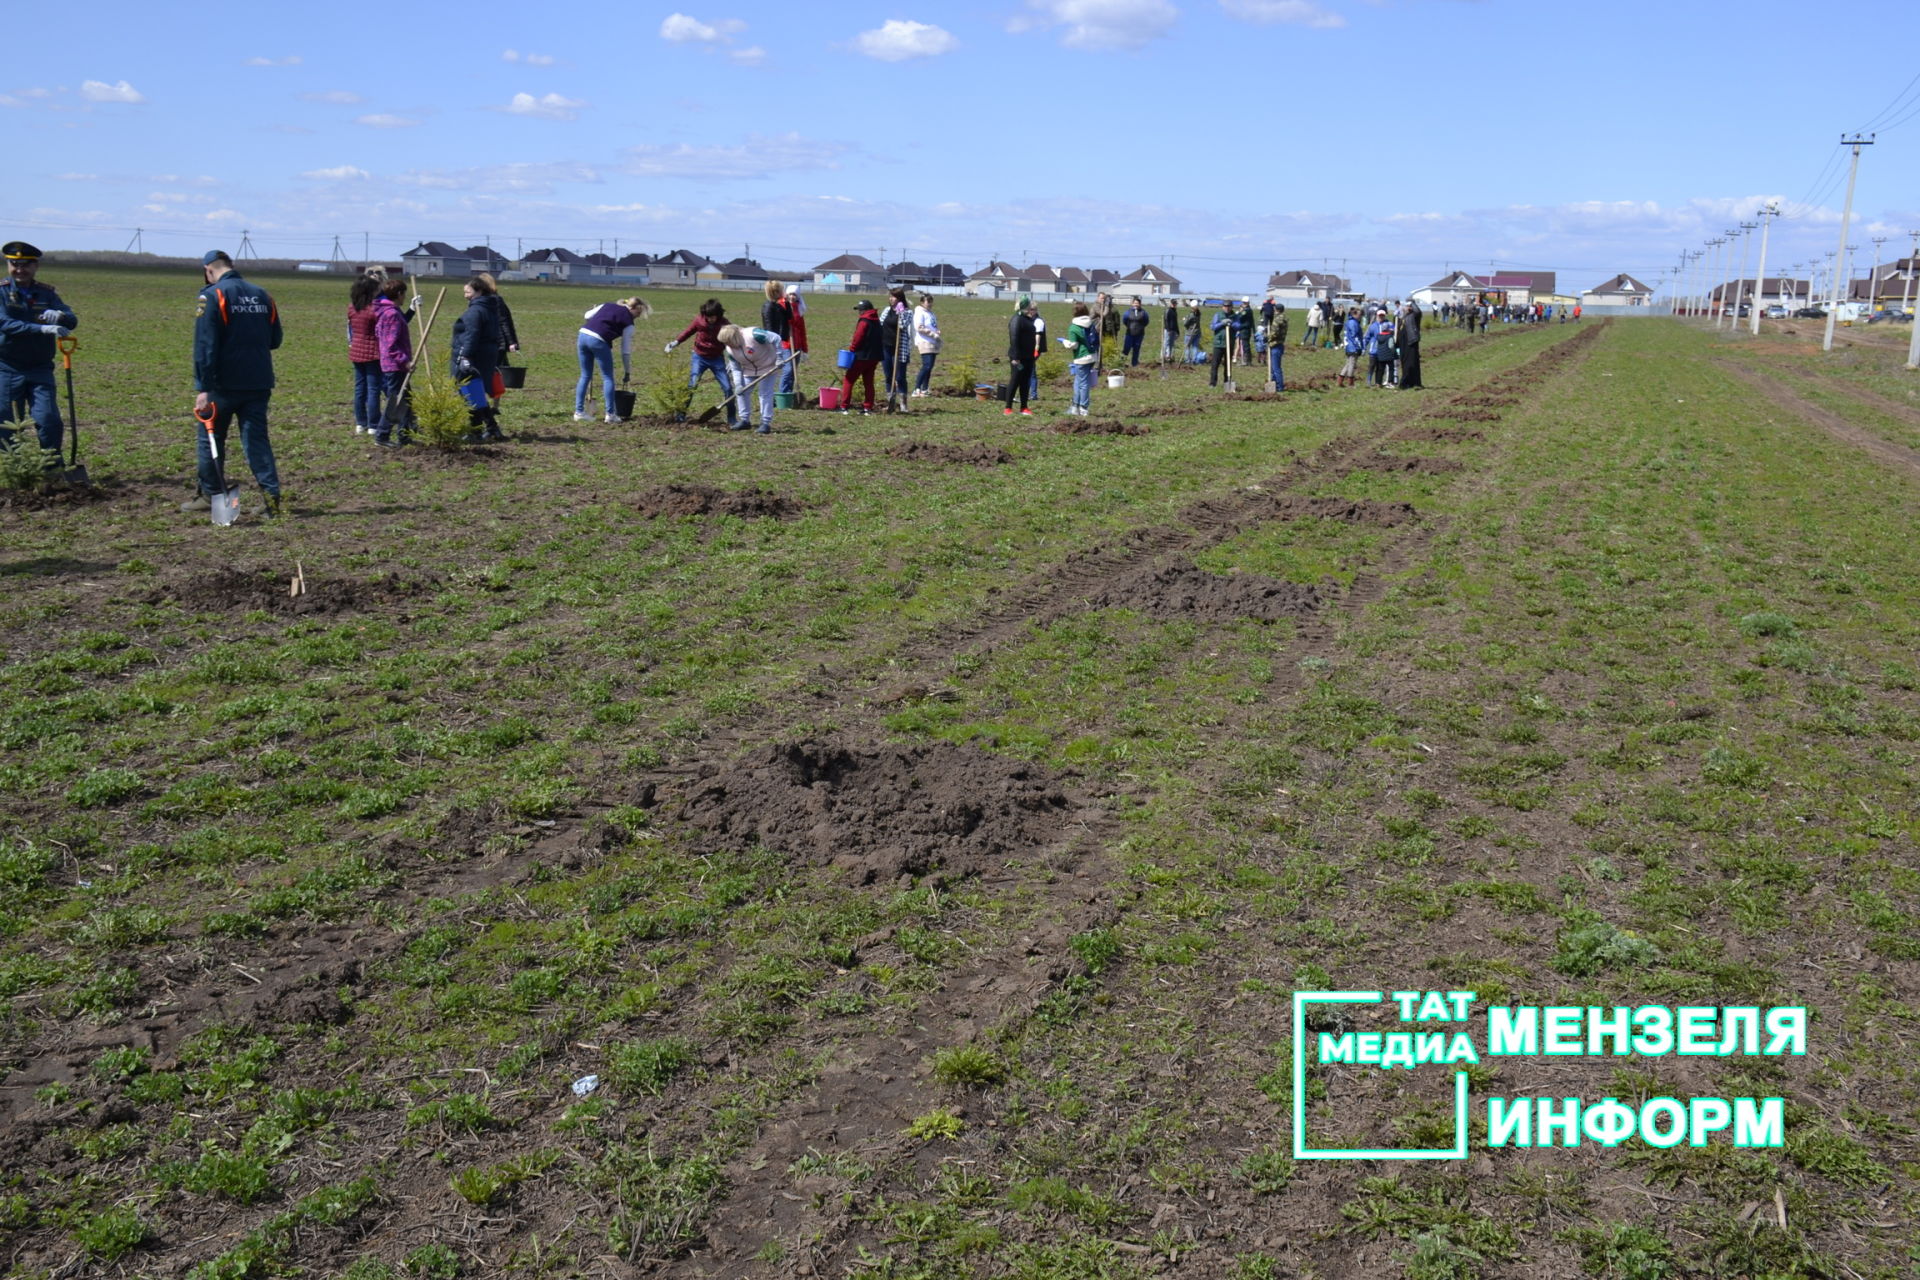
[
  {"left": 576, "top": 297, "right": 648, "bottom": 421},
  {"left": 1063, "top": 302, "right": 1099, "bottom": 417}
]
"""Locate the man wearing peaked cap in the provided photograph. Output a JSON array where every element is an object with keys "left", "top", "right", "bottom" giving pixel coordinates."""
[{"left": 0, "top": 240, "right": 80, "bottom": 457}]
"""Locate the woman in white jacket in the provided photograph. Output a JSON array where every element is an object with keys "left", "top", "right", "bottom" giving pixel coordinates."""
[{"left": 910, "top": 294, "right": 941, "bottom": 398}]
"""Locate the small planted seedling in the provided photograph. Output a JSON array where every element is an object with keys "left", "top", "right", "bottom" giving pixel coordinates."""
[
  {"left": 905, "top": 1108, "right": 965, "bottom": 1141},
  {"left": 931, "top": 1044, "right": 1007, "bottom": 1089}
]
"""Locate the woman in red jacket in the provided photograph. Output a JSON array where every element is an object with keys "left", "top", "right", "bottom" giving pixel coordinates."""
[
  {"left": 347, "top": 274, "right": 382, "bottom": 435},
  {"left": 840, "top": 299, "right": 883, "bottom": 415}
]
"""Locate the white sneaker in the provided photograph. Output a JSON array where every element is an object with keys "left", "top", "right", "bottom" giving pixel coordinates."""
[
  {"left": 573, "top": 412, "right": 591, "bottom": 422},
  {"left": 354, "top": 425, "right": 367, "bottom": 435},
  {"left": 604, "top": 412, "right": 620, "bottom": 424}
]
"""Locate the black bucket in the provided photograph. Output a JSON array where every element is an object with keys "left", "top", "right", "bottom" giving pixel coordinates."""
[
  {"left": 498, "top": 365, "right": 526, "bottom": 389},
  {"left": 611, "top": 389, "right": 636, "bottom": 419}
]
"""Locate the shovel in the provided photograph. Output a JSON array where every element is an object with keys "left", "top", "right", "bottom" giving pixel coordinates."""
[
  {"left": 56, "top": 336, "right": 89, "bottom": 487},
  {"left": 695, "top": 351, "right": 795, "bottom": 426},
  {"left": 1223, "top": 318, "right": 1237, "bottom": 395},
  {"left": 195, "top": 401, "right": 240, "bottom": 526}
]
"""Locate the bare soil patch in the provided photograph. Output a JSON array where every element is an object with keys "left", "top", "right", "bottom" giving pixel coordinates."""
[
  {"left": 140, "top": 566, "right": 442, "bottom": 616},
  {"left": 1265, "top": 495, "right": 1421, "bottom": 525},
  {"left": 389, "top": 444, "right": 508, "bottom": 466},
  {"left": 1394, "top": 425, "right": 1485, "bottom": 443},
  {"left": 1061, "top": 555, "right": 1327, "bottom": 623},
  {"left": 633, "top": 484, "right": 804, "bottom": 520},
  {"left": 884, "top": 441, "right": 1013, "bottom": 466},
  {"left": 1428, "top": 407, "right": 1501, "bottom": 422},
  {"left": 676, "top": 739, "right": 1075, "bottom": 885},
  {"left": 1357, "top": 452, "right": 1465, "bottom": 474},
  {"left": 0, "top": 480, "right": 121, "bottom": 511},
  {"left": 1048, "top": 418, "right": 1150, "bottom": 436}
]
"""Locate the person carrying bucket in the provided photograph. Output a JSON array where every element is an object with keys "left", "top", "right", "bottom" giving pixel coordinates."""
[
  {"left": 666, "top": 298, "right": 735, "bottom": 427},
  {"left": 577, "top": 296, "right": 648, "bottom": 422}
]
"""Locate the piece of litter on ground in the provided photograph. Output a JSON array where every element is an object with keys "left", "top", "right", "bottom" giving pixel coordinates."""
[{"left": 571, "top": 1074, "right": 600, "bottom": 1097}]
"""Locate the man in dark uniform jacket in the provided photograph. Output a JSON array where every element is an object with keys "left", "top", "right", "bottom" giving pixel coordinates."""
[
  {"left": 0, "top": 241, "right": 78, "bottom": 456},
  {"left": 187, "top": 250, "right": 284, "bottom": 517}
]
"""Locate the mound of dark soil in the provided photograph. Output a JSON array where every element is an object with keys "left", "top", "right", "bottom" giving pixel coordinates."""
[
  {"left": 1232, "top": 391, "right": 1287, "bottom": 402},
  {"left": 0, "top": 481, "right": 121, "bottom": 510},
  {"left": 1430, "top": 408, "right": 1500, "bottom": 422},
  {"left": 1396, "top": 426, "right": 1485, "bottom": 442},
  {"left": 1130, "top": 404, "right": 1204, "bottom": 418},
  {"left": 392, "top": 444, "right": 507, "bottom": 466},
  {"left": 1050, "top": 419, "right": 1149, "bottom": 436},
  {"left": 1450, "top": 394, "right": 1516, "bottom": 409},
  {"left": 1359, "top": 454, "right": 1466, "bottom": 475},
  {"left": 633, "top": 484, "right": 803, "bottom": 520},
  {"left": 885, "top": 442, "right": 1013, "bottom": 466},
  {"left": 144, "top": 566, "right": 441, "bottom": 615},
  {"left": 1066, "top": 556, "right": 1326, "bottom": 622},
  {"left": 1268, "top": 495, "right": 1420, "bottom": 526},
  {"left": 677, "top": 739, "right": 1073, "bottom": 884}
]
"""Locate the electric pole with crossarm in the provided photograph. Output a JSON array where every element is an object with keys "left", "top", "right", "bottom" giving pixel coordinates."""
[{"left": 1823, "top": 133, "right": 1873, "bottom": 351}]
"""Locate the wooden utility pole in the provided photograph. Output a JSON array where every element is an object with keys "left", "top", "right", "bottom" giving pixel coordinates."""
[{"left": 1749, "top": 205, "right": 1778, "bottom": 335}]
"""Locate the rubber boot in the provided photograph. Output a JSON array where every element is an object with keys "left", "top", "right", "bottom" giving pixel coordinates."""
[{"left": 481, "top": 409, "right": 506, "bottom": 442}]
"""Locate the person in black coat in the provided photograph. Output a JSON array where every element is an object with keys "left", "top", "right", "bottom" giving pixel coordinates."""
[
  {"left": 450, "top": 280, "right": 505, "bottom": 441},
  {"left": 1003, "top": 295, "right": 1039, "bottom": 415},
  {"left": 1396, "top": 300, "right": 1423, "bottom": 390},
  {"left": 471, "top": 273, "right": 517, "bottom": 415}
]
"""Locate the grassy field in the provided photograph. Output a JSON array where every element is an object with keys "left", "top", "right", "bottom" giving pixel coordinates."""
[{"left": 2, "top": 265, "right": 1918, "bottom": 1279}]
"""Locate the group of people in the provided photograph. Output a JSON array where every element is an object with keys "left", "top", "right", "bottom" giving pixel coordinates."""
[
  {"left": 836, "top": 285, "right": 942, "bottom": 416},
  {"left": 1331, "top": 301, "right": 1424, "bottom": 390}
]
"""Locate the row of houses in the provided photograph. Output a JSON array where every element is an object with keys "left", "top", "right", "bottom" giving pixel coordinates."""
[
  {"left": 398, "top": 241, "right": 1187, "bottom": 296},
  {"left": 1266, "top": 268, "right": 1658, "bottom": 311},
  {"left": 1699, "top": 258, "right": 1920, "bottom": 309}
]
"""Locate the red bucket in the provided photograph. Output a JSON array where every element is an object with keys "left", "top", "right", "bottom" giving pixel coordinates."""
[{"left": 818, "top": 386, "right": 843, "bottom": 410}]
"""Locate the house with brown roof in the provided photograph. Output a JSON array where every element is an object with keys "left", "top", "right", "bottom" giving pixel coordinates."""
[
  {"left": 1581, "top": 273, "right": 1655, "bottom": 307},
  {"left": 1412, "top": 270, "right": 1482, "bottom": 309},
  {"left": 965, "top": 261, "right": 1020, "bottom": 296},
  {"left": 1056, "top": 266, "right": 1092, "bottom": 294},
  {"left": 1477, "top": 271, "right": 1556, "bottom": 306},
  {"left": 812, "top": 254, "right": 886, "bottom": 290},
  {"left": 1117, "top": 264, "right": 1181, "bottom": 297},
  {"left": 1266, "top": 269, "right": 1349, "bottom": 306}
]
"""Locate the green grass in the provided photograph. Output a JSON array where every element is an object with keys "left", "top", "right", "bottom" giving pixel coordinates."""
[{"left": 2, "top": 283, "right": 1916, "bottom": 1275}]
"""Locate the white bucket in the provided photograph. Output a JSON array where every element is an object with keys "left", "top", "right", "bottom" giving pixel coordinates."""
[{"left": 1107, "top": 374, "right": 1125, "bottom": 389}]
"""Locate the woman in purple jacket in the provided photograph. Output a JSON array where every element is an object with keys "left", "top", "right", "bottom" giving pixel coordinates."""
[
  {"left": 370, "top": 277, "right": 414, "bottom": 447},
  {"left": 577, "top": 296, "right": 650, "bottom": 422}
]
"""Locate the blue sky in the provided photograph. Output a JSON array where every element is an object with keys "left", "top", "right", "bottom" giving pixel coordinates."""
[{"left": 8, "top": 0, "right": 1918, "bottom": 295}]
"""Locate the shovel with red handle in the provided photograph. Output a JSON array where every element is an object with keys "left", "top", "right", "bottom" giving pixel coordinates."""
[{"left": 195, "top": 401, "right": 240, "bottom": 526}]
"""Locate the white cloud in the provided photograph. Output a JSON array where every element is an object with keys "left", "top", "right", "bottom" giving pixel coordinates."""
[
  {"left": 728, "top": 45, "right": 767, "bottom": 65},
  {"left": 204, "top": 209, "right": 246, "bottom": 224},
  {"left": 1220, "top": 0, "right": 1344, "bottom": 27},
  {"left": 80, "top": 79, "right": 144, "bottom": 104},
  {"left": 504, "top": 92, "right": 586, "bottom": 120},
  {"left": 661, "top": 13, "right": 745, "bottom": 42},
  {"left": 356, "top": 113, "right": 420, "bottom": 128},
  {"left": 303, "top": 165, "right": 371, "bottom": 181},
  {"left": 53, "top": 172, "right": 97, "bottom": 181},
  {"left": 244, "top": 55, "right": 303, "bottom": 66},
  {"left": 623, "top": 132, "right": 852, "bottom": 180},
  {"left": 502, "top": 49, "right": 557, "bottom": 65},
  {"left": 302, "top": 90, "right": 364, "bottom": 104},
  {"left": 854, "top": 20, "right": 959, "bottom": 61},
  {"left": 1015, "top": 0, "right": 1179, "bottom": 50},
  {"left": 398, "top": 162, "right": 601, "bottom": 194}
]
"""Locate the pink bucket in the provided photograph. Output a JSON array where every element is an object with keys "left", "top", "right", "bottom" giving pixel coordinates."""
[{"left": 817, "top": 386, "right": 843, "bottom": 410}]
